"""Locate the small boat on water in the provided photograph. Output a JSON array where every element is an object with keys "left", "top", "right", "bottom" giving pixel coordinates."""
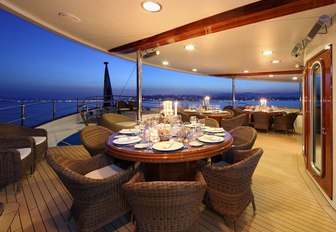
[{"left": 1, "top": 1, "right": 336, "bottom": 231}]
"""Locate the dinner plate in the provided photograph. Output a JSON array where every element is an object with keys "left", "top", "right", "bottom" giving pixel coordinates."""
[
  {"left": 184, "top": 109, "right": 197, "bottom": 112},
  {"left": 189, "top": 141, "right": 204, "bottom": 147},
  {"left": 114, "top": 134, "right": 128, "bottom": 138},
  {"left": 197, "top": 135, "right": 224, "bottom": 143},
  {"left": 214, "top": 133, "right": 226, "bottom": 137},
  {"left": 113, "top": 136, "right": 142, "bottom": 145},
  {"left": 119, "top": 129, "right": 141, "bottom": 134},
  {"left": 204, "top": 127, "right": 225, "bottom": 133},
  {"left": 134, "top": 143, "right": 150, "bottom": 149},
  {"left": 152, "top": 141, "right": 183, "bottom": 152}
]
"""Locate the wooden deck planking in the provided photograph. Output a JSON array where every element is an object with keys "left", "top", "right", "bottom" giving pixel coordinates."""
[{"left": 1, "top": 132, "right": 336, "bottom": 231}]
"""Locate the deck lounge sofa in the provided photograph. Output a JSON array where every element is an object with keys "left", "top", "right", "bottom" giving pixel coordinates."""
[{"left": 98, "top": 113, "right": 137, "bottom": 133}]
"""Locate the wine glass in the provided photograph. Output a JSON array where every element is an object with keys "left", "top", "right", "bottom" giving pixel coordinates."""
[
  {"left": 174, "top": 114, "right": 182, "bottom": 125},
  {"left": 189, "top": 116, "right": 197, "bottom": 125},
  {"left": 198, "top": 119, "right": 205, "bottom": 128},
  {"left": 176, "top": 130, "right": 186, "bottom": 143}
]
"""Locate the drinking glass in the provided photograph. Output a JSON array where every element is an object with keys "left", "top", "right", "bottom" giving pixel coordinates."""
[
  {"left": 174, "top": 114, "right": 182, "bottom": 124},
  {"left": 177, "top": 130, "right": 186, "bottom": 143},
  {"left": 198, "top": 119, "right": 205, "bottom": 128},
  {"left": 189, "top": 116, "right": 197, "bottom": 124}
]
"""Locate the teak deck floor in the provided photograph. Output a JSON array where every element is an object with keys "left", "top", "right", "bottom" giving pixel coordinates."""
[{"left": 1, "top": 132, "right": 336, "bottom": 232}]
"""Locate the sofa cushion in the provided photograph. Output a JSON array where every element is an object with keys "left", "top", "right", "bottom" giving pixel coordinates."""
[
  {"left": 84, "top": 164, "right": 124, "bottom": 179},
  {"left": 16, "top": 148, "right": 32, "bottom": 160},
  {"left": 32, "top": 136, "right": 46, "bottom": 145}
]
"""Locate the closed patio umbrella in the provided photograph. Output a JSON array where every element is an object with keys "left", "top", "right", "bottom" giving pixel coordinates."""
[{"left": 103, "top": 62, "right": 113, "bottom": 107}]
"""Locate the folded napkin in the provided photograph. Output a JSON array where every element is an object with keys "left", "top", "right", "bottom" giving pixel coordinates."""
[
  {"left": 120, "top": 129, "right": 139, "bottom": 133},
  {"left": 115, "top": 136, "right": 140, "bottom": 143},
  {"left": 207, "top": 127, "right": 224, "bottom": 132},
  {"left": 163, "top": 140, "right": 175, "bottom": 149},
  {"left": 203, "top": 135, "right": 222, "bottom": 141}
]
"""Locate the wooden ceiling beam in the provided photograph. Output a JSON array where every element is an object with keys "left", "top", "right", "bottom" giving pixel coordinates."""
[
  {"left": 109, "top": 0, "right": 336, "bottom": 54},
  {"left": 211, "top": 70, "right": 303, "bottom": 77}
]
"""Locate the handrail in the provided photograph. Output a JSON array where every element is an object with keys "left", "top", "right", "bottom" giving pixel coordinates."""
[{"left": 0, "top": 95, "right": 300, "bottom": 128}]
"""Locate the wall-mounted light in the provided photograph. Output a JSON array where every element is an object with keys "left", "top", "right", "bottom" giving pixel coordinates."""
[
  {"left": 291, "top": 15, "right": 331, "bottom": 57},
  {"left": 143, "top": 50, "right": 160, "bottom": 59}
]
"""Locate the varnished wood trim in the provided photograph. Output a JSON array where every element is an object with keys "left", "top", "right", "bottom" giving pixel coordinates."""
[
  {"left": 109, "top": 0, "right": 336, "bottom": 54},
  {"left": 211, "top": 70, "right": 303, "bottom": 77}
]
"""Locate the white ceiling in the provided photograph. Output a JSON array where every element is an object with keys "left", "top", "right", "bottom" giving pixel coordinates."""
[{"left": 1, "top": 0, "right": 336, "bottom": 82}]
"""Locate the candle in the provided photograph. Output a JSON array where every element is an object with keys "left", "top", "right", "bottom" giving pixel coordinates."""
[
  {"left": 260, "top": 98, "right": 267, "bottom": 107},
  {"left": 174, "top": 101, "right": 178, "bottom": 116}
]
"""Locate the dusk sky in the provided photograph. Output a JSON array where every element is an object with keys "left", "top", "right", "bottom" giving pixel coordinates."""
[{"left": 0, "top": 9, "right": 300, "bottom": 100}]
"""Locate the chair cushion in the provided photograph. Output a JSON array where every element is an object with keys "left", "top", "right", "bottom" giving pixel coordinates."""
[
  {"left": 212, "top": 160, "right": 231, "bottom": 167},
  {"left": 115, "top": 121, "right": 137, "bottom": 128},
  {"left": 84, "top": 164, "right": 124, "bottom": 179},
  {"left": 16, "top": 148, "right": 32, "bottom": 160},
  {"left": 32, "top": 136, "right": 46, "bottom": 145}
]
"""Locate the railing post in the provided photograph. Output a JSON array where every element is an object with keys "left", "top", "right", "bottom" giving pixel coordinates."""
[
  {"left": 21, "top": 103, "right": 25, "bottom": 127},
  {"left": 232, "top": 78, "right": 236, "bottom": 107},
  {"left": 53, "top": 100, "right": 56, "bottom": 120},
  {"left": 76, "top": 98, "right": 79, "bottom": 113}
]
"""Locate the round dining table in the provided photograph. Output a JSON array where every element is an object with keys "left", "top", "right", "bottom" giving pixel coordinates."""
[
  {"left": 201, "top": 111, "right": 233, "bottom": 123},
  {"left": 105, "top": 133, "right": 233, "bottom": 181}
]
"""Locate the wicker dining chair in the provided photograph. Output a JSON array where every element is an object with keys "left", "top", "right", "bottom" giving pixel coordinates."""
[
  {"left": 0, "top": 123, "right": 48, "bottom": 160},
  {"left": 46, "top": 153, "right": 137, "bottom": 232},
  {"left": 253, "top": 112, "right": 272, "bottom": 132},
  {"left": 204, "top": 118, "right": 220, "bottom": 127},
  {"left": 223, "top": 105, "right": 234, "bottom": 110},
  {"left": 122, "top": 171, "right": 207, "bottom": 232},
  {"left": 273, "top": 112, "right": 299, "bottom": 134},
  {"left": 0, "top": 137, "right": 35, "bottom": 188},
  {"left": 177, "top": 111, "right": 190, "bottom": 123},
  {"left": 212, "top": 126, "right": 257, "bottom": 164},
  {"left": 98, "top": 113, "right": 137, "bottom": 132},
  {"left": 221, "top": 114, "right": 246, "bottom": 131},
  {"left": 80, "top": 125, "right": 113, "bottom": 156},
  {"left": 202, "top": 148, "right": 263, "bottom": 232}
]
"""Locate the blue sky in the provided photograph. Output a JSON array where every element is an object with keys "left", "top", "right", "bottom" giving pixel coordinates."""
[{"left": 0, "top": 9, "right": 300, "bottom": 100}]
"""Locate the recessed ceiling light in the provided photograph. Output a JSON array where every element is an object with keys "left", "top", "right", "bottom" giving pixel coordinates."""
[
  {"left": 184, "top": 44, "right": 195, "bottom": 51},
  {"left": 271, "top": 60, "right": 281, "bottom": 64},
  {"left": 141, "top": 1, "right": 162, "bottom": 12},
  {"left": 162, "top": 61, "right": 169, "bottom": 65},
  {"left": 244, "top": 70, "right": 249, "bottom": 73},
  {"left": 192, "top": 68, "right": 198, "bottom": 72},
  {"left": 58, "top": 12, "right": 81, "bottom": 23},
  {"left": 269, "top": 74, "right": 274, "bottom": 77},
  {"left": 262, "top": 50, "right": 273, "bottom": 55},
  {"left": 292, "top": 76, "right": 298, "bottom": 80}
]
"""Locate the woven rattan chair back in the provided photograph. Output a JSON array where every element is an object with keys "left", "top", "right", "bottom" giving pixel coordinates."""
[
  {"left": 229, "top": 126, "right": 257, "bottom": 150},
  {"left": 0, "top": 123, "right": 48, "bottom": 160},
  {"left": 204, "top": 118, "right": 220, "bottom": 127},
  {"left": 177, "top": 111, "right": 190, "bottom": 123},
  {"left": 47, "top": 153, "right": 136, "bottom": 232},
  {"left": 122, "top": 172, "right": 206, "bottom": 232},
  {"left": 80, "top": 125, "right": 112, "bottom": 156},
  {"left": 221, "top": 114, "right": 246, "bottom": 131},
  {"left": 253, "top": 112, "right": 272, "bottom": 132},
  {"left": 202, "top": 148, "right": 263, "bottom": 231},
  {"left": 273, "top": 112, "right": 299, "bottom": 134}
]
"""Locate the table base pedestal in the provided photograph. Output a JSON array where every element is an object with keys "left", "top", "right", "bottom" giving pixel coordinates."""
[{"left": 143, "top": 161, "right": 198, "bottom": 181}]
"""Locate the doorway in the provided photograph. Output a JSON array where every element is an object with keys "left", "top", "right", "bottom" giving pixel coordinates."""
[{"left": 304, "top": 46, "right": 333, "bottom": 199}]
